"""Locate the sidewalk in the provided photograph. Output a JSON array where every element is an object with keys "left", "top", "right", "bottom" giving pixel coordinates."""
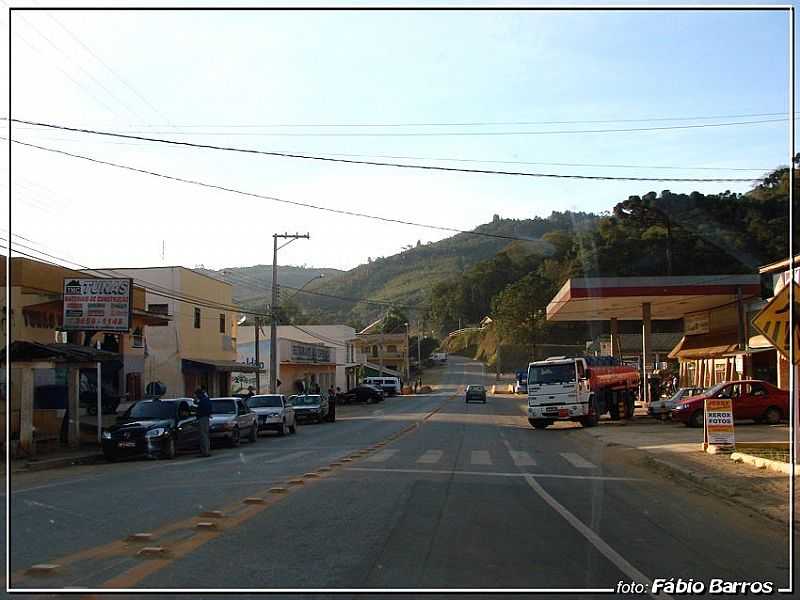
[
  {"left": 583, "top": 414, "right": 795, "bottom": 525},
  {"left": 9, "top": 444, "right": 104, "bottom": 474}
]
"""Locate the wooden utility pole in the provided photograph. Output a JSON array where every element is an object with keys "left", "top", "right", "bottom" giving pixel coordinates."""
[
  {"left": 270, "top": 233, "right": 310, "bottom": 393},
  {"left": 254, "top": 317, "right": 260, "bottom": 393}
]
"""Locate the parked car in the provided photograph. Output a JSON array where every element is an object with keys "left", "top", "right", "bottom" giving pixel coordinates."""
[
  {"left": 671, "top": 380, "right": 789, "bottom": 428},
  {"left": 363, "top": 376, "right": 402, "bottom": 396},
  {"left": 465, "top": 384, "right": 487, "bottom": 404},
  {"left": 209, "top": 397, "right": 258, "bottom": 446},
  {"left": 648, "top": 386, "right": 704, "bottom": 419},
  {"left": 246, "top": 394, "right": 296, "bottom": 436},
  {"left": 290, "top": 394, "right": 329, "bottom": 423},
  {"left": 339, "top": 384, "right": 385, "bottom": 404},
  {"left": 101, "top": 398, "right": 200, "bottom": 461}
]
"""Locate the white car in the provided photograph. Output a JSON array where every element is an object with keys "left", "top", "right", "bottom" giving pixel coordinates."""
[
  {"left": 363, "top": 376, "right": 402, "bottom": 396},
  {"left": 648, "top": 387, "right": 704, "bottom": 419},
  {"left": 245, "top": 394, "right": 297, "bottom": 436}
]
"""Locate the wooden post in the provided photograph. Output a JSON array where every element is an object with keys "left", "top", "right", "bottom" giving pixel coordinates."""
[
  {"left": 641, "top": 303, "right": 652, "bottom": 404},
  {"left": 68, "top": 366, "right": 81, "bottom": 449},
  {"left": 610, "top": 317, "right": 619, "bottom": 358},
  {"left": 18, "top": 367, "right": 34, "bottom": 456}
]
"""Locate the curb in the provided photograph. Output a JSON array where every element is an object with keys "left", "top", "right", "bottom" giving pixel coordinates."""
[
  {"left": 19, "top": 453, "right": 104, "bottom": 472},
  {"left": 731, "top": 451, "right": 794, "bottom": 476}
]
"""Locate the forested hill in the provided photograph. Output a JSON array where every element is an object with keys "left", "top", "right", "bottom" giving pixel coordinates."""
[{"left": 287, "top": 211, "right": 599, "bottom": 327}]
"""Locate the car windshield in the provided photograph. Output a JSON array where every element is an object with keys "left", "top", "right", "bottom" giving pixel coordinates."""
[
  {"left": 528, "top": 363, "right": 576, "bottom": 385},
  {"left": 468, "top": 385, "right": 484, "bottom": 391},
  {"left": 291, "top": 395, "right": 321, "bottom": 406},
  {"left": 248, "top": 395, "right": 282, "bottom": 408},
  {"left": 211, "top": 399, "right": 236, "bottom": 414},
  {"left": 127, "top": 401, "right": 176, "bottom": 420}
]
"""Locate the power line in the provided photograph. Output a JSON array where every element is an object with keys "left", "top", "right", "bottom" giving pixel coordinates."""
[
  {"left": 88, "top": 111, "right": 799, "bottom": 129},
  {"left": 11, "top": 128, "right": 776, "bottom": 172},
  {"left": 42, "top": 118, "right": 790, "bottom": 137},
  {"left": 8, "top": 120, "right": 766, "bottom": 182}
]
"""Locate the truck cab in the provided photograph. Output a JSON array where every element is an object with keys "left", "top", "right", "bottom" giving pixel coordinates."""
[{"left": 527, "top": 357, "right": 587, "bottom": 428}]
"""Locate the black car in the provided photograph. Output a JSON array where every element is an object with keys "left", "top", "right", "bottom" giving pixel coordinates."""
[
  {"left": 465, "top": 385, "right": 487, "bottom": 403},
  {"left": 101, "top": 398, "right": 200, "bottom": 461},
  {"left": 339, "top": 384, "right": 385, "bottom": 404}
]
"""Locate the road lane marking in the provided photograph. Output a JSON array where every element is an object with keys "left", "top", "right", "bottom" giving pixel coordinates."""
[
  {"left": 366, "top": 449, "right": 399, "bottom": 463},
  {"left": 264, "top": 450, "right": 313, "bottom": 463},
  {"left": 560, "top": 452, "right": 597, "bottom": 469},
  {"left": 344, "top": 466, "right": 640, "bottom": 481},
  {"left": 509, "top": 450, "right": 536, "bottom": 466},
  {"left": 417, "top": 449, "right": 443, "bottom": 464},
  {"left": 470, "top": 450, "right": 492, "bottom": 465},
  {"left": 523, "top": 475, "right": 669, "bottom": 599}
]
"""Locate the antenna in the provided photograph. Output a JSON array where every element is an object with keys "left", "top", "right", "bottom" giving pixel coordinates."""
[{"left": 161, "top": 240, "right": 166, "bottom": 264}]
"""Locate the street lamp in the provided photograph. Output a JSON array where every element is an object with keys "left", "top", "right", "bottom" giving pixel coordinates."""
[{"left": 282, "top": 273, "right": 325, "bottom": 307}]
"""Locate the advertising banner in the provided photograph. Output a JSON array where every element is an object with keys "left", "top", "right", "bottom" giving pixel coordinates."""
[
  {"left": 63, "top": 278, "right": 133, "bottom": 332},
  {"left": 704, "top": 398, "right": 735, "bottom": 450}
]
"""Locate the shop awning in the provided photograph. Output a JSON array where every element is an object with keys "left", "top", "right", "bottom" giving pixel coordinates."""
[
  {"left": 183, "top": 358, "right": 264, "bottom": 373},
  {"left": 3, "top": 340, "right": 122, "bottom": 364},
  {"left": 668, "top": 330, "right": 741, "bottom": 360}
]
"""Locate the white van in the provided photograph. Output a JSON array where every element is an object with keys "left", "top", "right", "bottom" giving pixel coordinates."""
[{"left": 363, "top": 376, "right": 402, "bottom": 396}]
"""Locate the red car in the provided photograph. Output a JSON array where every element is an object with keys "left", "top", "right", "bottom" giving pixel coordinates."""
[{"left": 671, "top": 380, "right": 789, "bottom": 428}]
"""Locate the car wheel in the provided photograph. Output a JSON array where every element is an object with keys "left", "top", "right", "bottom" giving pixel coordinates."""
[
  {"left": 229, "top": 428, "right": 241, "bottom": 447},
  {"left": 103, "top": 451, "right": 117, "bottom": 462},
  {"left": 248, "top": 424, "right": 258, "bottom": 443},
  {"left": 689, "top": 410, "right": 704, "bottom": 428},
  {"left": 161, "top": 436, "right": 176, "bottom": 460},
  {"left": 278, "top": 421, "right": 287, "bottom": 436},
  {"left": 763, "top": 407, "right": 782, "bottom": 425}
]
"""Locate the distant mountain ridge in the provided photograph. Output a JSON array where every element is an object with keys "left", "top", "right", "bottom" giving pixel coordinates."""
[{"left": 203, "top": 212, "right": 598, "bottom": 328}]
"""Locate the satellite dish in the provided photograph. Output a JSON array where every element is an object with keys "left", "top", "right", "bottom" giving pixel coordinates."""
[{"left": 237, "top": 315, "right": 248, "bottom": 325}]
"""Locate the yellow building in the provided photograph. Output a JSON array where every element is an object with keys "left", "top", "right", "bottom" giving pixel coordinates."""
[
  {"left": 111, "top": 266, "right": 260, "bottom": 398},
  {"left": 1, "top": 256, "right": 168, "bottom": 455},
  {"left": 353, "top": 318, "right": 410, "bottom": 382}
]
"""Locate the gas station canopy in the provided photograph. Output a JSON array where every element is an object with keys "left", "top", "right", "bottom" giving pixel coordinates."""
[{"left": 546, "top": 275, "right": 760, "bottom": 322}]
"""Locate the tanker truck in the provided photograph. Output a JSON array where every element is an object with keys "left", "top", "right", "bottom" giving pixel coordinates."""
[{"left": 526, "top": 356, "right": 640, "bottom": 429}]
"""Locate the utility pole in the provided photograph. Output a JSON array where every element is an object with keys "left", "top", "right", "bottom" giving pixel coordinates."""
[
  {"left": 417, "top": 319, "right": 422, "bottom": 369},
  {"left": 270, "top": 233, "right": 310, "bottom": 393},
  {"left": 254, "top": 316, "right": 260, "bottom": 393},
  {"left": 404, "top": 322, "right": 410, "bottom": 385},
  {"left": 379, "top": 311, "right": 385, "bottom": 377}
]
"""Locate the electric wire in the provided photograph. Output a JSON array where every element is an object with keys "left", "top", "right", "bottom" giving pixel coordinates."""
[{"left": 7, "top": 120, "right": 768, "bottom": 182}]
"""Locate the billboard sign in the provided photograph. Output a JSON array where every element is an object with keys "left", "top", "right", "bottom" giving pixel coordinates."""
[{"left": 62, "top": 278, "right": 133, "bottom": 332}]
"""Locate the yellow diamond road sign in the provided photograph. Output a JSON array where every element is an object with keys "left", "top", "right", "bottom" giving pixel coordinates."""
[{"left": 751, "top": 282, "right": 800, "bottom": 364}]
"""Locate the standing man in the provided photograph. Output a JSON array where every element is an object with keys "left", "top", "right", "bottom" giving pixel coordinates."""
[
  {"left": 326, "top": 385, "right": 337, "bottom": 422},
  {"left": 195, "top": 387, "right": 212, "bottom": 457}
]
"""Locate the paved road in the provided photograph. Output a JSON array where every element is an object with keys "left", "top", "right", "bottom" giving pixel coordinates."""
[{"left": 8, "top": 356, "right": 790, "bottom": 596}]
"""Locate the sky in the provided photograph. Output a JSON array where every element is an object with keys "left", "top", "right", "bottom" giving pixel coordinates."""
[{"left": 1, "top": 4, "right": 794, "bottom": 272}]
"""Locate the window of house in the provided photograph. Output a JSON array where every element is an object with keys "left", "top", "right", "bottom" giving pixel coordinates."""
[
  {"left": 194, "top": 307, "right": 201, "bottom": 329},
  {"left": 219, "top": 313, "right": 225, "bottom": 334},
  {"left": 148, "top": 303, "right": 169, "bottom": 315},
  {"left": 372, "top": 345, "right": 378, "bottom": 357},
  {"left": 131, "top": 327, "right": 144, "bottom": 348}
]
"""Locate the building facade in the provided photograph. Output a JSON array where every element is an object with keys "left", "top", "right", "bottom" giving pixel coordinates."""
[{"left": 111, "top": 266, "right": 258, "bottom": 398}]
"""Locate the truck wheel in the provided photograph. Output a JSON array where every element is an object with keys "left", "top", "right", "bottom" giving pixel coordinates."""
[
  {"left": 581, "top": 414, "right": 598, "bottom": 428},
  {"left": 608, "top": 393, "right": 621, "bottom": 420},
  {"left": 529, "top": 419, "right": 549, "bottom": 430}
]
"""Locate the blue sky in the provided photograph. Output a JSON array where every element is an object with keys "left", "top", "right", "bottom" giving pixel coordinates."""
[{"left": 5, "top": 6, "right": 793, "bottom": 271}]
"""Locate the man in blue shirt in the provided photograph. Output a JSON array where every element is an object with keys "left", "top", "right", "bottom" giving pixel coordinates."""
[{"left": 195, "top": 387, "right": 212, "bottom": 457}]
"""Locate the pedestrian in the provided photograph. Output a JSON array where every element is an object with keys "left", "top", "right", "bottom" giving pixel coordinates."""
[
  {"left": 195, "top": 387, "right": 212, "bottom": 457},
  {"left": 246, "top": 385, "right": 256, "bottom": 398},
  {"left": 326, "top": 385, "right": 337, "bottom": 422}
]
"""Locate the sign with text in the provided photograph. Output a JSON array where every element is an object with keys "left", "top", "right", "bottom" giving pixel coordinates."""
[
  {"left": 684, "top": 311, "right": 710, "bottom": 335},
  {"left": 704, "top": 398, "right": 735, "bottom": 451},
  {"left": 63, "top": 278, "right": 133, "bottom": 332}
]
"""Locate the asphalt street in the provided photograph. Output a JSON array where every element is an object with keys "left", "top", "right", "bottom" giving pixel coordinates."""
[{"left": 7, "top": 356, "right": 790, "bottom": 597}]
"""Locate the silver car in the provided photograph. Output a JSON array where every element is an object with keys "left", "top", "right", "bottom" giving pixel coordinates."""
[
  {"left": 648, "top": 387, "right": 704, "bottom": 419},
  {"left": 246, "top": 394, "right": 297, "bottom": 436},
  {"left": 290, "top": 394, "right": 329, "bottom": 424},
  {"left": 209, "top": 397, "right": 258, "bottom": 446}
]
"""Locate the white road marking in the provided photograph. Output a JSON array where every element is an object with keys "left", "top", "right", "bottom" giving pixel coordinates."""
[
  {"left": 560, "top": 452, "right": 597, "bottom": 469},
  {"left": 344, "top": 466, "right": 640, "bottom": 482},
  {"left": 523, "top": 475, "right": 669, "bottom": 599},
  {"left": 366, "top": 449, "right": 399, "bottom": 463},
  {"left": 470, "top": 450, "right": 492, "bottom": 465},
  {"left": 417, "top": 450, "right": 443, "bottom": 464},
  {"left": 509, "top": 450, "right": 536, "bottom": 467}
]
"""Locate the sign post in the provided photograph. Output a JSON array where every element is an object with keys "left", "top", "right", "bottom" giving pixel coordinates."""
[
  {"left": 96, "top": 362, "right": 102, "bottom": 443},
  {"left": 704, "top": 398, "right": 735, "bottom": 453}
]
